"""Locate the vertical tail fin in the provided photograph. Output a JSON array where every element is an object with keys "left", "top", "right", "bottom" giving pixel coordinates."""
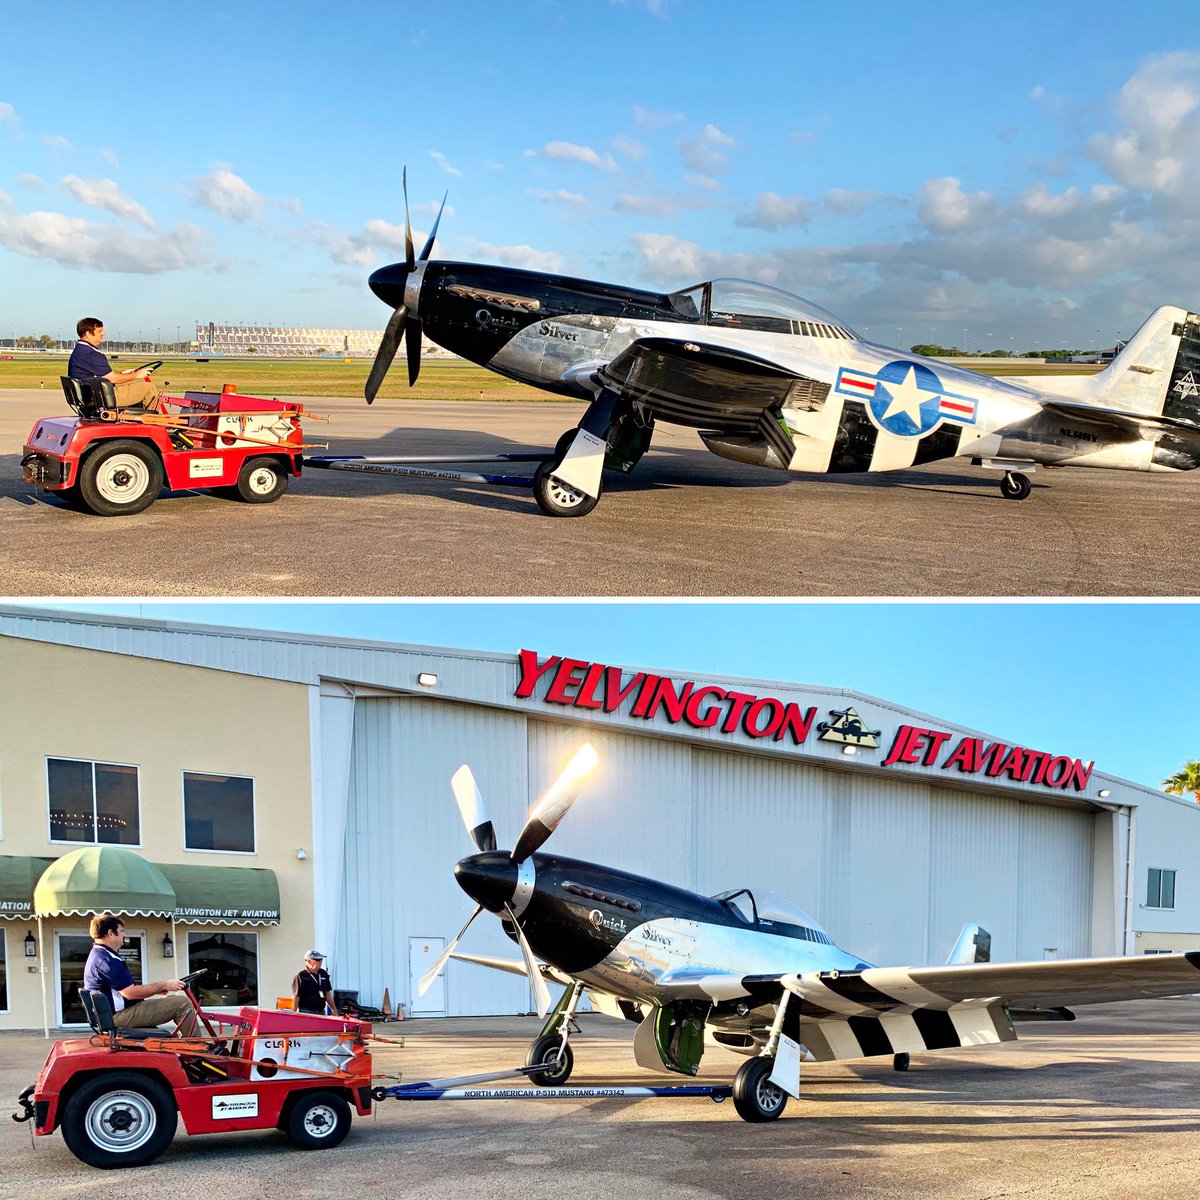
[
  {"left": 1087, "top": 305, "right": 1200, "bottom": 421},
  {"left": 946, "top": 923, "right": 991, "bottom": 965}
]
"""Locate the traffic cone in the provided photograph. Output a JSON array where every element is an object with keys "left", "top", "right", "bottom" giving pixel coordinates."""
[{"left": 382, "top": 988, "right": 392, "bottom": 1020}]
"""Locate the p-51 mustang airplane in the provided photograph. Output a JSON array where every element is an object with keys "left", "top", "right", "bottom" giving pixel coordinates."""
[
  {"left": 362, "top": 178, "right": 1200, "bottom": 516},
  {"left": 420, "top": 744, "right": 1200, "bottom": 1122}
]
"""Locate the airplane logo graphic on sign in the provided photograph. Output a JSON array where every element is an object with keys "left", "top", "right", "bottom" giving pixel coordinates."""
[{"left": 836, "top": 361, "right": 978, "bottom": 438}]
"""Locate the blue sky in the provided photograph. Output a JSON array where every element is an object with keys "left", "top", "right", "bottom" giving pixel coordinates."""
[
  {"left": 43, "top": 601, "right": 1200, "bottom": 792},
  {"left": 1, "top": 1, "right": 1197, "bottom": 350}
]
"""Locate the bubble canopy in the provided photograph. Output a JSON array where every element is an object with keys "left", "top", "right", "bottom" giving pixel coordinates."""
[{"left": 667, "top": 278, "right": 856, "bottom": 336}]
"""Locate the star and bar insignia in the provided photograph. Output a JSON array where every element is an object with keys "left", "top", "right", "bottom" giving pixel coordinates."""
[{"left": 835, "top": 360, "right": 978, "bottom": 438}]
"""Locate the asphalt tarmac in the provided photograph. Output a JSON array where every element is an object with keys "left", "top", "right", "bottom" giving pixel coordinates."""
[
  {"left": 3, "top": 390, "right": 1197, "bottom": 597},
  {"left": 4, "top": 1001, "right": 1200, "bottom": 1199}
]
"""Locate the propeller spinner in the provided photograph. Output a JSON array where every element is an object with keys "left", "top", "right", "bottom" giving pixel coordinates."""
[
  {"left": 417, "top": 745, "right": 599, "bottom": 1014},
  {"left": 364, "top": 168, "right": 447, "bottom": 404}
]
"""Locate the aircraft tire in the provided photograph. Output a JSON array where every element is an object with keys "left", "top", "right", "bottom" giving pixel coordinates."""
[
  {"left": 732, "top": 1057, "right": 788, "bottom": 1122},
  {"left": 893, "top": 1053, "right": 911, "bottom": 1071},
  {"left": 1000, "top": 471, "right": 1032, "bottom": 501},
  {"left": 533, "top": 460, "right": 600, "bottom": 518},
  {"left": 525, "top": 1034, "right": 574, "bottom": 1086}
]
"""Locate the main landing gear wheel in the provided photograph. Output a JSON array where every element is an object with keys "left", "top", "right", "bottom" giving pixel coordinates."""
[
  {"left": 60, "top": 1071, "right": 178, "bottom": 1168},
  {"left": 78, "top": 439, "right": 164, "bottom": 516},
  {"left": 234, "top": 456, "right": 289, "bottom": 503},
  {"left": 893, "top": 1053, "right": 911, "bottom": 1072},
  {"left": 732, "top": 1057, "right": 788, "bottom": 1122},
  {"left": 286, "top": 1090, "right": 352, "bottom": 1150},
  {"left": 532, "top": 459, "right": 600, "bottom": 518},
  {"left": 525, "top": 1034, "right": 575, "bottom": 1086},
  {"left": 1000, "top": 471, "right": 1032, "bottom": 501}
]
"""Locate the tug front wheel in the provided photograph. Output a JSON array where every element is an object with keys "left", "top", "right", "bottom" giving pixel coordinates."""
[
  {"left": 732, "top": 1057, "right": 788, "bottom": 1123},
  {"left": 1000, "top": 471, "right": 1032, "bottom": 501},
  {"left": 532, "top": 460, "right": 600, "bottom": 518},
  {"left": 525, "top": 1034, "right": 574, "bottom": 1086}
]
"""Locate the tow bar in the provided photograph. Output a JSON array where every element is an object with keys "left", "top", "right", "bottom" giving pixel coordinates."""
[
  {"left": 371, "top": 1064, "right": 731, "bottom": 1105},
  {"left": 306, "top": 453, "right": 543, "bottom": 488}
]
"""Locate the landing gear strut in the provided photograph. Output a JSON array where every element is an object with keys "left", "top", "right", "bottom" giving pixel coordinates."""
[
  {"left": 525, "top": 981, "right": 583, "bottom": 1086},
  {"left": 1000, "top": 471, "right": 1032, "bottom": 500}
]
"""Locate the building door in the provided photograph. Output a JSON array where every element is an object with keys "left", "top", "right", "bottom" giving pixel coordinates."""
[
  {"left": 408, "top": 936, "right": 445, "bottom": 1016},
  {"left": 56, "top": 930, "right": 144, "bottom": 1026}
]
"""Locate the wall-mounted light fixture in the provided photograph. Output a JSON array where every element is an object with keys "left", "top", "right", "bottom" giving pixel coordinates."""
[
  {"left": 1098, "top": 788, "right": 1111, "bottom": 798},
  {"left": 297, "top": 848, "right": 308, "bottom": 861},
  {"left": 842, "top": 745, "right": 857, "bottom": 756},
  {"left": 417, "top": 672, "right": 438, "bottom": 687},
  {"left": 161, "top": 933, "right": 174, "bottom": 959},
  {"left": 24, "top": 931, "right": 37, "bottom": 960}
]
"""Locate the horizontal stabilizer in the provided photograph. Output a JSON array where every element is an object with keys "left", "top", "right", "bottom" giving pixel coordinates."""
[{"left": 947, "top": 923, "right": 992, "bottom": 965}]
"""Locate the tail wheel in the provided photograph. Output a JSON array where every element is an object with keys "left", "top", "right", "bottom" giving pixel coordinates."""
[
  {"left": 234, "top": 456, "right": 289, "bottom": 503},
  {"left": 525, "top": 1033, "right": 574, "bottom": 1086},
  {"left": 286, "top": 1090, "right": 352, "bottom": 1150},
  {"left": 532, "top": 460, "right": 601, "bottom": 518},
  {"left": 77, "top": 440, "right": 163, "bottom": 516},
  {"left": 893, "top": 1052, "right": 911, "bottom": 1072},
  {"left": 60, "top": 1071, "right": 177, "bottom": 1168},
  {"left": 1000, "top": 471, "right": 1032, "bottom": 501},
  {"left": 732, "top": 1057, "right": 789, "bottom": 1123}
]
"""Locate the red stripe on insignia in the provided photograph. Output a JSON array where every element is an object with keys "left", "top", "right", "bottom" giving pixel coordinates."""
[
  {"left": 842, "top": 377, "right": 876, "bottom": 392},
  {"left": 940, "top": 400, "right": 974, "bottom": 414}
]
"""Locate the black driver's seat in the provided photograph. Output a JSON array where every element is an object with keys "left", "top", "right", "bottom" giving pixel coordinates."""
[
  {"left": 60, "top": 376, "right": 92, "bottom": 418},
  {"left": 79, "top": 988, "right": 161, "bottom": 1041},
  {"left": 60, "top": 377, "right": 122, "bottom": 420}
]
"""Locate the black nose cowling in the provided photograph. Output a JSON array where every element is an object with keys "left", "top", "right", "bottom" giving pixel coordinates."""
[
  {"left": 368, "top": 263, "right": 409, "bottom": 308},
  {"left": 455, "top": 851, "right": 519, "bottom": 913}
]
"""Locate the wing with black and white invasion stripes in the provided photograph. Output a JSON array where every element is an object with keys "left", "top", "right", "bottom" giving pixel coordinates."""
[{"left": 739, "top": 952, "right": 1200, "bottom": 1063}]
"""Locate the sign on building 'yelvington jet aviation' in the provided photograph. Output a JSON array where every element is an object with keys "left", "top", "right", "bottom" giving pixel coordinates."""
[
  {"left": 357, "top": 176, "right": 1200, "bottom": 516},
  {"left": 419, "top": 745, "right": 1200, "bottom": 1122}
]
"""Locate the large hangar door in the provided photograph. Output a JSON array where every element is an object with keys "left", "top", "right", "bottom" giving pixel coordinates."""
[
  {"left": 336, "top": 696, "right": 529, "bottom": 1018},
  {"left": 1016, "top": 804, "right": 1094, "bottom": 961}
]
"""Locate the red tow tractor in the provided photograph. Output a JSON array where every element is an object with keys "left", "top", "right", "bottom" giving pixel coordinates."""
[{"left": 20, "top": 365, "right": 317, "bottom": 516}]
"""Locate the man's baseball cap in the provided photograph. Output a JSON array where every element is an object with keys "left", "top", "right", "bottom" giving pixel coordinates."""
[{"left": 305, "top": 950, "right": 326, "bottom": 960}]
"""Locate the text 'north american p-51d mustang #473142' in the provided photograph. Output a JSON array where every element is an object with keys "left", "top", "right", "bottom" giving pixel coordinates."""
[
  {"left": 419, "top": 745, "right": 1200, "bottom": 1121},
  {"left": 353, "top": 176, "right": 1200, "bottom": 516}
]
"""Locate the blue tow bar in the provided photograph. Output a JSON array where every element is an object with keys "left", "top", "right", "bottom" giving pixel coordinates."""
[{"left": 307, "top": 453, "right": 543, "bottom": 488}]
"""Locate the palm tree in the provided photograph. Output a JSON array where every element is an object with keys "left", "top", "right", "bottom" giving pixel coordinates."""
[{"left": 1162, "top": 761, "right": 1200, "bottom": 802}]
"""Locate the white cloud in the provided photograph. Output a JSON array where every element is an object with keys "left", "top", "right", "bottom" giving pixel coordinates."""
[
  {"left": 629, "top": 232, "right": 705, "bottom": 280},
  {"left": 632, "top": 105, "right": 683, "bottom": 132},
  {"left": 735, "top": 192, "right": 811, "bottom": 231},
  {"left": 0, "top": 102, "right": 18, "bottom": 130},
  {"left": 278, "top": 197, "right": 303, "bottom": 216},
  {"left": 0, "top": 209, "right": 210, "bottom": 273},
  {"left": 611, "top": 134, "right": 646, "bottom": 161},
  {"left": 429, "top": 150, "right": 463, "bottom": 177},
  {"left": 41, "top": 134, "right": 71, "bottom": 153},
  {"left": 190, "top": 168, "right": 263, "bottom": 221},
  {"left": 100, "top": 148, "right": 119, "bottom": 168},
  {"left": 823, "top": 188, "right": 885, "bottom": 217},
  {"left": 17, "top": 173, "right": 46, "bottom": 190},
  {"left": 683, "top": 173, "right": 721, "bottom": 192},
  {"left": 916, "top": 176, "right": 994, "bottom": 233},
  {"left": 614, "top": 192, "right": 678, "bottom": 217},
  {"left": 677, "top": 123, "right": 736, "bottom": 176},
  {"left": 537, "top": 141, "right": 619, "bottom": 172},
  {"left": 525, "top": 187, "right": 586, "bottom": 206},
  {"left": 460, "top": 238, "right": 565, "bottom": 272},
  {"left": 61, "top": 175, "right": 155, "bottom": 228},
  {"left": 610, "top": 0, "right": 676, "bottom": 16}
]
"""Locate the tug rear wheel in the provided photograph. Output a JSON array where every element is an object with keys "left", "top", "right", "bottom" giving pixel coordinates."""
[
  {"left": 78, "top": 440, "right": 163, "bottom": 516},
  {"left": 733, "top": 1057, "right": 788, "bottom": 1122},
  {"left": 525, "top": 1034, "right": 574, "bottom": 1086},
  {"left": 60, "top": 1071, "right": 177, "bottom": 1168},
  {"left": 286, "top": 1090, "right": 352, "bottom": 1150},
  {"left": 234, "top": 456, "right": 289, "bottom": 503}
]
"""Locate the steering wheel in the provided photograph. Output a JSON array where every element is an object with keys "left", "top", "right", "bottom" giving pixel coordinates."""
[
  {"left": 178, "top": 969, "right": 208, "bottom": 989},
  {"left": 134, "top": 359, "right": 165, "bottom": 374}
]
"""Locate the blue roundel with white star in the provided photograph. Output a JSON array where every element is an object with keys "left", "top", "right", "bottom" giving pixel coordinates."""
[{"left": 868, "top": 360, "right": 948, "bottom": 437}]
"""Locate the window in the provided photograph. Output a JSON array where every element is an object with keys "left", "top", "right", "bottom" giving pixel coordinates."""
[
  {"left": 184, "top": 772, "right": 255, "bottom": 853},
  {"left": 47, "top": 758, "right": 139, "bottom": 844},
  {"left": 1147, "top": 868, "right": 1176, "bottom": 909},
  {"left": 186, "top": 931, "right": 258, "bottom": 1006},
  {"left": 0, "top": 931, "right": 7, "bottom": 1012}
]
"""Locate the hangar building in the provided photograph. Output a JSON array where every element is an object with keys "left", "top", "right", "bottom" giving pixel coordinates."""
[{"left": 1, "top": 606, "right": 1196, "bottom": 1031}]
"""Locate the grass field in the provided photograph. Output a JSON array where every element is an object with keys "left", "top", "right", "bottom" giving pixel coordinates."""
[{"left": 0, "top": 354, "right": 1101, "bottom": 398}]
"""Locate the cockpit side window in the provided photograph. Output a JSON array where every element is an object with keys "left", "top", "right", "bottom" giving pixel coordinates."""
[
  {"left": 712, "top": 887, "right": 757, "bottom": 924},
  {"left": 668, "top": 284, "right": 706, "bottom": 321}
]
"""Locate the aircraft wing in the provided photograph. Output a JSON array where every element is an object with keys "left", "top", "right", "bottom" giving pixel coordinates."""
[
  {"left": 599, "top": 336, "right": 823, "bottom": 463},
  {"left": 731, "top": 952, "right": 1200, "bottom": 1063}
]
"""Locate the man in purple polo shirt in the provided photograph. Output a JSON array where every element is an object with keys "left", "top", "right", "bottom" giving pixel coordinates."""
[
  {"left": 82, "top": 912, "right": 201, "bottom": 1037},
  {"left": 68, "top": 317, "right": 160, "bottom": 410}
]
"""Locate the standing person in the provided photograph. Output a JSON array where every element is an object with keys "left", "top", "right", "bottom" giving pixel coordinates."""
[
  {"left": 67, "top": 317, "right": 160, "bottom": 410},
  {"left": 292, "top": 950, "right": 335, "bottom": 1015},
  {"left": 82, "top": 913, "right": 201, "bottom": 1037}
]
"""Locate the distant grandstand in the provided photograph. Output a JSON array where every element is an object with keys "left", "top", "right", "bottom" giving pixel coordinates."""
[{"left": 195, "top": 323, "right": 451, "bottom": 358}]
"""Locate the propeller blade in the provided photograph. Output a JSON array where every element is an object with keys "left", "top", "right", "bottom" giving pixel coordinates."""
[
  {"left": 364, "top": 303, "right": 407, "bottom": 405},
  {"left": 418, "top": 191, "right": 447, "bottom": 262},
  {"left": 418, "top": 903, "right": 484, "bottom": 996},
  {"left": 405, "top": 317, "right": 422, "bottom": 388},
  {"left": 401, "top": 166, "right": 415, "bottom": 272},
  {"left": 511, "top": 743, "right": 599, "bottom": 863},
  {"left": 451, "top": 765, "right": 497, "bottom": 853},
  {"left": 507, "top": 904, "right": 552, "bottom": 1018}
]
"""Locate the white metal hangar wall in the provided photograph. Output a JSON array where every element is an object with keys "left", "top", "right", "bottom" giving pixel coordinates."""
[{"left": 334, "top": 695, "right": 1100, "bottom": 1019}]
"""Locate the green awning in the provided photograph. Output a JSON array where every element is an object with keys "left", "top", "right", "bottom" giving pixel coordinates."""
[
  {"left": 34, "top": 846, "right": 176, "bottom": 918},
  {"left": 0, "top": 856, "right": 56, "bottom": 919},
  {"left": 157, "top": 864, "right": 280, "bottom": 926}
]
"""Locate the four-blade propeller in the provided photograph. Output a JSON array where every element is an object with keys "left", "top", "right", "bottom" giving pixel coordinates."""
[
  {"left": 417, "top": 744, "right": 599, "bottom": 1014},
  {"left": 364, "top": 168, "right": 447, "bottom": 405}
]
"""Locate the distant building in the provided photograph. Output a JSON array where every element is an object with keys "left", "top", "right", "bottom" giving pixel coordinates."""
[{"left": 195, "top": 324, "right": 450, "bottom": 359}]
